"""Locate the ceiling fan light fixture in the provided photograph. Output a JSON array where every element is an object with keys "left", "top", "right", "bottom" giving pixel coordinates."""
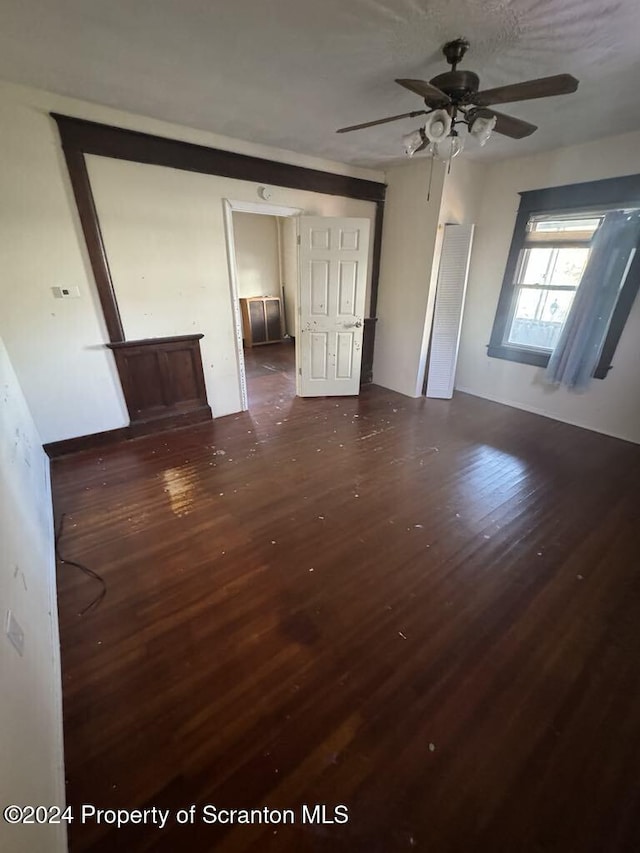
[
  {"left": 468, "top": 113, "right": 497, "bottom": 146},
  {"left": 431, "top": 134, "right": 464, "bottom": 161},
  {"left": 339, "top": 40, "right": 577, "bottom": 152},
  {"left": 402, "top": 127, "right": 427, "bottom": 157},
  {"left": 424, "top": 109, "right": 452, "bottom": 143}
]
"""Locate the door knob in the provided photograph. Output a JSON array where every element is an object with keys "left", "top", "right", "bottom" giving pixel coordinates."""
[{"left": 344, "top": 320, "right": 363, "bottom": 329}]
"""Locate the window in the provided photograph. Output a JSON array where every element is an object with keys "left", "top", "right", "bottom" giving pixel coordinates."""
[
  {"left": 507, "top": 215, "right": 598, "bottom": 352},
  {"left": 488, "top": 175, "right": 640, "bottom": 379}
]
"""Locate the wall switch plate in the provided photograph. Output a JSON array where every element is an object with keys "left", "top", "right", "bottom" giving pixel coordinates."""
[
  {"left": 6, "top": 610, "right": 24, "bottom": 656},
  {"left": 52, "top": 286, "right": 80, "bottom": 299}
]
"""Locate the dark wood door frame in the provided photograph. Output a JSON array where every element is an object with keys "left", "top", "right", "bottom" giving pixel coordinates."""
[{"left": 51, "top": 113, "right": 387, "bottom": 344}]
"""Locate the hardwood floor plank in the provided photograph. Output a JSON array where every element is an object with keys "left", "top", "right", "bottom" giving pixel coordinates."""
[{"left": 52, "top": 377, "right": 640, "bottom": 852}]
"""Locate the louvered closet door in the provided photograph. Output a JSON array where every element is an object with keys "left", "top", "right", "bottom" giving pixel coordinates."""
[{"left": 426, "top": 224, "right": 475, "bottom": 399}]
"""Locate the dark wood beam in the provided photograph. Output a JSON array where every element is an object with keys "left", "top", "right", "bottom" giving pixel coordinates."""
[
  {"left": 369, "top": 199, "right": 385, "bottom": 318},
  {"left": 59, "top": 145, "right": 125, "bottom": 342},
  {"left": 52, "top": 114, "right": 386, "bottom": 203}
]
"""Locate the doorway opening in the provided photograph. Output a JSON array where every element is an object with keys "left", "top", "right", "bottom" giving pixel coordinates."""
[{"left": 223, "top": 200, "right": 301, "bottom": 410}]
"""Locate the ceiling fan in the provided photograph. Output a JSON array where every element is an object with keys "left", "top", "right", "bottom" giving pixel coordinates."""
[{"left": 337, "top": 39, "right": 579, "bottom": 159}]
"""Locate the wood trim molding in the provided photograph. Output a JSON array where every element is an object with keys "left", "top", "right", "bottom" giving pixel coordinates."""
[
  {"left": 60, "top": 145, "right": 125, "bottom": 341},
  {"left": 369, "top": 200, "right": 385, "bottom": 318},
  {"left": 52, "top": 114, "right": 386, "bottom": 203},
  {"left": 106, "top": 333, "right": 205, "bottom": 349},
  {"left": 487, "top": 207, "right": 530, "bottom": 355},
  {"left": 486, "top": 343, "right": 550, "bottom": 368},
  {"left": 361, "top": 317, "right": 378, "bottom": 385},
  {"left": 518, "top": 173, "right": 640, "bottom": 214},
  {"left": 44, "top": 426, "right": 131, "bottom": 458},
  {"left": 44, "top": 407, "right": 213, "bottom": 459}
]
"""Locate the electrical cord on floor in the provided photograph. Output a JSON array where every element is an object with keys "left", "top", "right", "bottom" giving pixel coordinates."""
[{"left": 55, "top": 512, "right": 107, "bottom": 616}]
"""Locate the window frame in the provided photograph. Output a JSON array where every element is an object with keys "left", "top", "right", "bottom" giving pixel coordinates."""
[{"left": 487, "top": 174, "right": 640, "bottom": 379}]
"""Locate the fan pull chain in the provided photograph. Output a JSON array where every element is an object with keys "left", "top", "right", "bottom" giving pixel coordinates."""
[{"left": 427, "top": 154, "right": 434, "bottom": 202}]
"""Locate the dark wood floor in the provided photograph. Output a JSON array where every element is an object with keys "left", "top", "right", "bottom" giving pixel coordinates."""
[
  {"left": 52, "top": 384, "right": 640, "bottom": 853},
  {"left": 243, "top": 339, "right": 296, "bottom": 408}
]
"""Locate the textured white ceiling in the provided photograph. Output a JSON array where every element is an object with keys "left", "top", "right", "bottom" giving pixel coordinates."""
[{"left": 0, "top": 0, "right": 639, "bottom": 167}]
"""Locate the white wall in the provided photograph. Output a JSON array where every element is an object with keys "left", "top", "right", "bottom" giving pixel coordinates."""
[
  {"left": 456, "top": 131, "right": 640, "bottom": 444},
  {"left": 0, "top": 335, "right": 66, "bottom": 853},
  {"left": 438, "top": 156, "right": 488, "bottom": 228},
  {"left": 232, "top": 213, "right": 280, "bottom": 299},
  {"left": 373, "top": 159, "right": 446, "bottom": 397},
  {"left": 0, "top": 80, "right": 382, "bottom": 442},
  {"left": 0, "top": 88, "right": 128, "bottom": 445}
]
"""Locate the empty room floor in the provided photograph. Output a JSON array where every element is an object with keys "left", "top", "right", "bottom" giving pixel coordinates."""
[
  {"left": 52, "top": 386, "right": 640, "bottom": 852},
  {"left": 243, "top": 340, "right": 295, "bottom": 408}
]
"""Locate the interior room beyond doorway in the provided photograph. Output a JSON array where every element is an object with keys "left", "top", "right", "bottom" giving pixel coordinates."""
[{"left": 232, "top": 209, "right": 298, "bottom": 407}]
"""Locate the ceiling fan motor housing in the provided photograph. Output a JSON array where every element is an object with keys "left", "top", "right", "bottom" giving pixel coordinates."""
[
  {"left": 429, "top": 38, "right": 478, "bottom": 106},
  {"left": 429, "top": 70, "right": 480, "bottom": 104}
]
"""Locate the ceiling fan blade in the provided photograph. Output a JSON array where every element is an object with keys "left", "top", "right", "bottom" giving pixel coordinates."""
[
  {"left": 472, "top": 74, "right": 579, "bottom": 106},
  {"left": 474, "top": 108, "right": 537, "bottom": 139},
  {"left": 336, "top": 110, "right": 427, "bottom": 134},
  {"left": 395, "top": 78, "right": 450, "bottom": 105}
]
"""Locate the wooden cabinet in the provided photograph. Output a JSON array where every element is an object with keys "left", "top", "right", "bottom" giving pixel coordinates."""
[
  {"left": 240, "top": 297, "right": 283, "bottom": 347},
  {"left": 107, "top": 334, "right": 212, "bottom": 433}
]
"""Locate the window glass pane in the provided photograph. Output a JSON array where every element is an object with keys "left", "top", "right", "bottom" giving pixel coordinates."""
[
  {"left": 507, "top": 287, "right": 576, "bottom": 350},
  {"left": 519, "top": 247, "right": 553, "bottom": 285},
  {"left": 531, "top": 217, "right": 601, "bottom": 234},
  {"left": 548, "top": 247, "right": 590, "bottom": 286},
  {"left": 518, "top": 246, "right": 589, "bottom": 287}
]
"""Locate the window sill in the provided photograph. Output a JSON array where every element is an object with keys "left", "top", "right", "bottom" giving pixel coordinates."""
[
  {"left": 487, "top": 344, "right": 610, "bottom": 379},
  {"left": 487, "top": 344, "right": 550, "bottom": 368}
]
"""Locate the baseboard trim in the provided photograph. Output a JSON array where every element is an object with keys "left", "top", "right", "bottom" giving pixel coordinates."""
[{"left": 44, "top": 407, "right": 213, "bottom": 458}]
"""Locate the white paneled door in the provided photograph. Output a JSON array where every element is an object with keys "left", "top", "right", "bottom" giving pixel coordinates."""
[{"left": 297, "top": 217, "right": 370, "bottom": 397}]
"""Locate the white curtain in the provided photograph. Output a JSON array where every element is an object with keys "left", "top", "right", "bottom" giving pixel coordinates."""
[{"left": 546, "top": 211, "right": 640, "bottom": 390}]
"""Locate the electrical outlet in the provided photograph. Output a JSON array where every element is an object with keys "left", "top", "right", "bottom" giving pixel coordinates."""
[
  {"left": 6, "top": 610, "right": 24, "bottom": 656},
  {"left": 52, "top": 286, "right": 80, "bottom": 299}
]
